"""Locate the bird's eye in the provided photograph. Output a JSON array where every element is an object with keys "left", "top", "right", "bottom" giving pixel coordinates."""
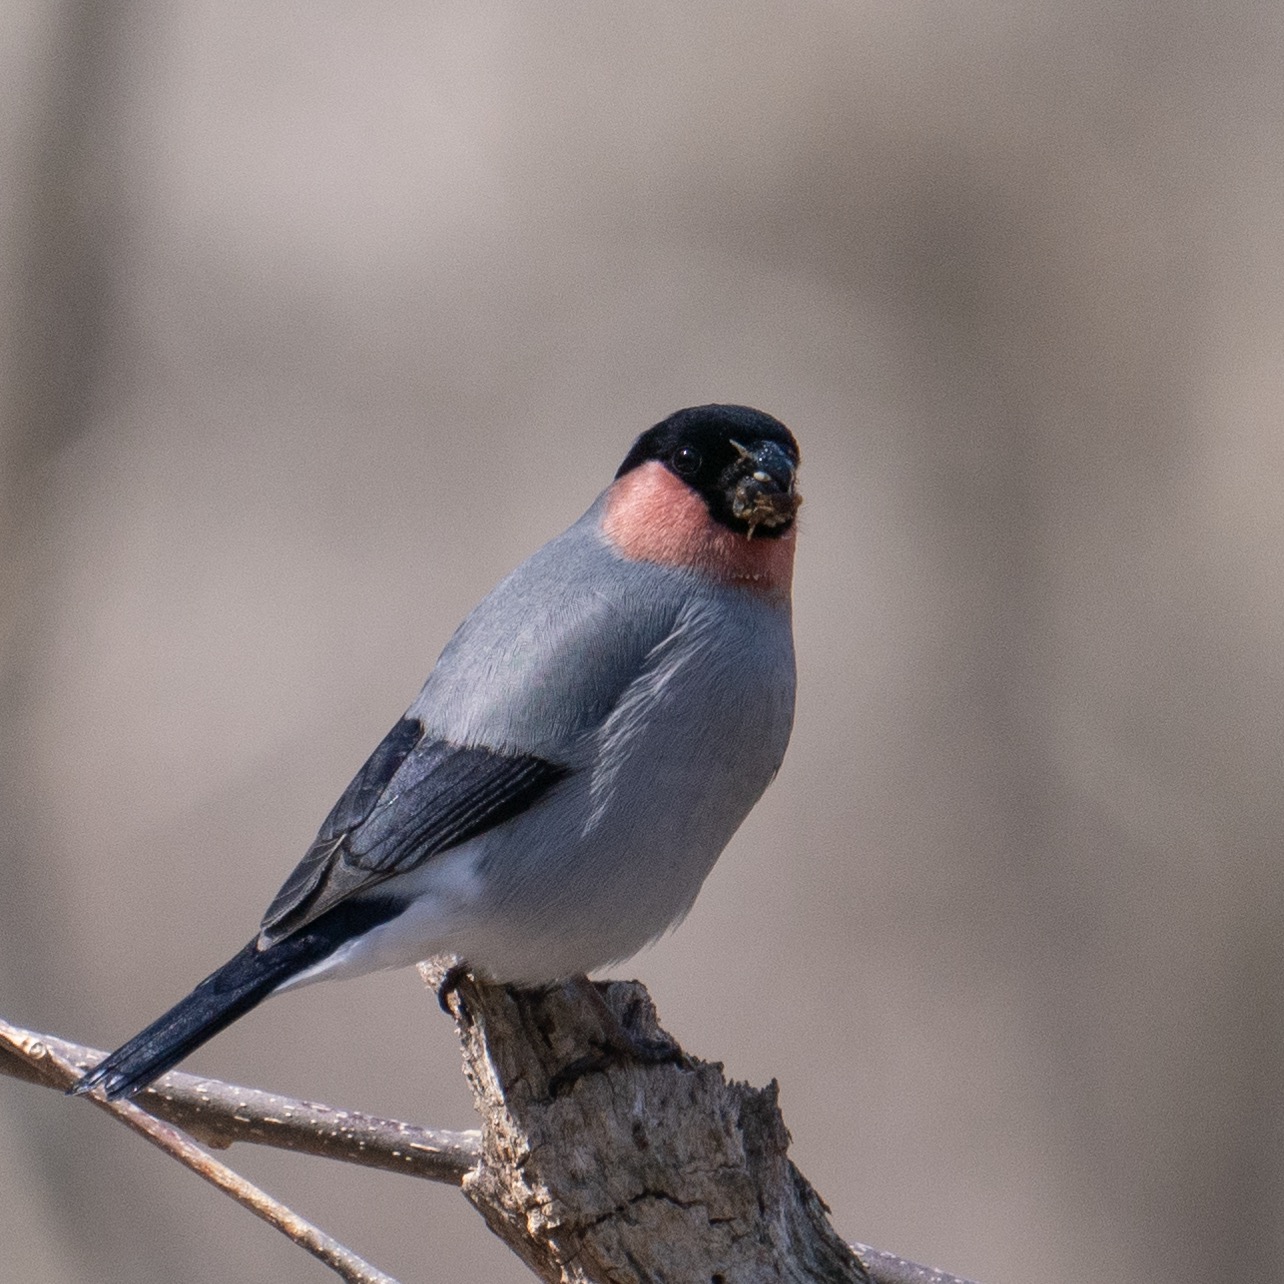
[{"left": 672, "top": 445, "right": 702, "bottom": 476}]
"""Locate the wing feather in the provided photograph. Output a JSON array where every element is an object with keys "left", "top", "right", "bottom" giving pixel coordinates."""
[{"left": 258, "top": 717, "right": 567, "bottom": 945}]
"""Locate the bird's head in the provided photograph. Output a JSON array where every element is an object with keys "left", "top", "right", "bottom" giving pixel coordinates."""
[{"left": 603, "top": 405, "right": 801, "bottom": 596}]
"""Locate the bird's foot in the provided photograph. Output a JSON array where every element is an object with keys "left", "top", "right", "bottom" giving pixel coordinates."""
[{"left": 436, "top": 960, "right": 472, "bottom": 1017}]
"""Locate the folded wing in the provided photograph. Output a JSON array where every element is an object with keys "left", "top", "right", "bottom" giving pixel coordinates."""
[{"left": 258, "top": 716, "right": 569, "bottom": 945}]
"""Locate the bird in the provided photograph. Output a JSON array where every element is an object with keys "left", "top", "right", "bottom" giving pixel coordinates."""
[{"left": 73, "top": 404, "right": 801, "bottom": 1100}]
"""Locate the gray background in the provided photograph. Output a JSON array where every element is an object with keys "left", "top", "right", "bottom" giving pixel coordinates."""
[{"left": 3, "top": 3, "right": 1282, "bottom": 1282}]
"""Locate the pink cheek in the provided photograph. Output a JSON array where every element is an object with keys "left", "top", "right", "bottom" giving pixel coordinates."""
[
  {"left": 601, "top": 463, "right": 795, "bottom": 599},
  {"left": 601, "top": 465, "right": 717, "bottom": 569}
]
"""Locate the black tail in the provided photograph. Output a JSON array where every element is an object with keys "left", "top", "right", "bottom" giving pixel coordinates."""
[
  {"left": 71, "top": 939, "right": 300, "bottom": 1099},
  {"left": 71, "top": 898, "right": 403, "bottom": 1100}
]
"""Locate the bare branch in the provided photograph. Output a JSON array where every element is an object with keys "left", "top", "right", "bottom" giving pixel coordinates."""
[
  {"left": 0, "top": 1018, "right": 478, "bottom": 1183},
  {"left": 0, "top": 1018, "right": 400, "bottom": 1284},
  {"left": 5, "top": 1007, "right": 979, "bottom": 1284},
  {"left": 851, "top": 1244, "right": 980, "bottom": 1284}
]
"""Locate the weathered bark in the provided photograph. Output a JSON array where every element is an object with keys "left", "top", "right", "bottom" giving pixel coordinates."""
[{"left": 427, "top": 964, "right": 874, "bottom": 1284}]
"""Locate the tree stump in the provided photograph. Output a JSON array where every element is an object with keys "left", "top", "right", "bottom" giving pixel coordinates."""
[{"left": 424, "top": 965, "right": 873, "bottom": 1284}]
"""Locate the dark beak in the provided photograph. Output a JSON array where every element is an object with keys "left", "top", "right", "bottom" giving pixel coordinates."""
[{"left": 728, "top": 440, "right": 801, "bottom": 536}]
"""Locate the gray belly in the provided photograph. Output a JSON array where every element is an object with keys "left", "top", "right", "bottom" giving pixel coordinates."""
[{"left": 458, "top": 596, "right": 796, "bottom": 979}]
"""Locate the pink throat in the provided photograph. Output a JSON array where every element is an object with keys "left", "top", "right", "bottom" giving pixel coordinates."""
[{"left": 601, "top": 461, "right": 796, "bottom": 599}]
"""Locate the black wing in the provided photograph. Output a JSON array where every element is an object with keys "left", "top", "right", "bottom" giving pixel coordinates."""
[{"left": 259, "top": 716, "right": 568, "bottom": 945}]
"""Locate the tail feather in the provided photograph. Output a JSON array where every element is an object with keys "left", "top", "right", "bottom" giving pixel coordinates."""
[
  {"left": 72, "top": 939, "right": 301, "bottom": 1099},
  {"left": 72, "top": 897, "right": 404, "bottom": 1100}
]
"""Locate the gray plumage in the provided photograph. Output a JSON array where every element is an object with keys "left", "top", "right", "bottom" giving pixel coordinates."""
[{"left": 74, "top": 404, "right": 799, "bottom": 1099}]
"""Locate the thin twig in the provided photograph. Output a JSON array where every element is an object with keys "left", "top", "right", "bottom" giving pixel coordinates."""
[
  {"left": 0, "top": 1019, "right": 478, "bottom": 1182},
  {"left": 852, "top": 1243, "right": 981, "bottom": 1284},
  {"left": 1, "top": 1018, "right": 401, "bottom": 1284}
]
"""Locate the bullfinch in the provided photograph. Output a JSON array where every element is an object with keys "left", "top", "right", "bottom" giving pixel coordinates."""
[{"left": 75, "top": 404, "right": 801, "bottom": 1100}]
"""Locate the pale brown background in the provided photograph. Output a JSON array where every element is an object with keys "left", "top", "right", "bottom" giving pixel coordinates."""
[{"left": 3, "top": 3, "right": 1282, "bottom": 1282}]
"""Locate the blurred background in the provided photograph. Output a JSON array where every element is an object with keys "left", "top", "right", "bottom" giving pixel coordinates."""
[{"left": 3, "top": 2, "right": 1282, "bottom": 1281}]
